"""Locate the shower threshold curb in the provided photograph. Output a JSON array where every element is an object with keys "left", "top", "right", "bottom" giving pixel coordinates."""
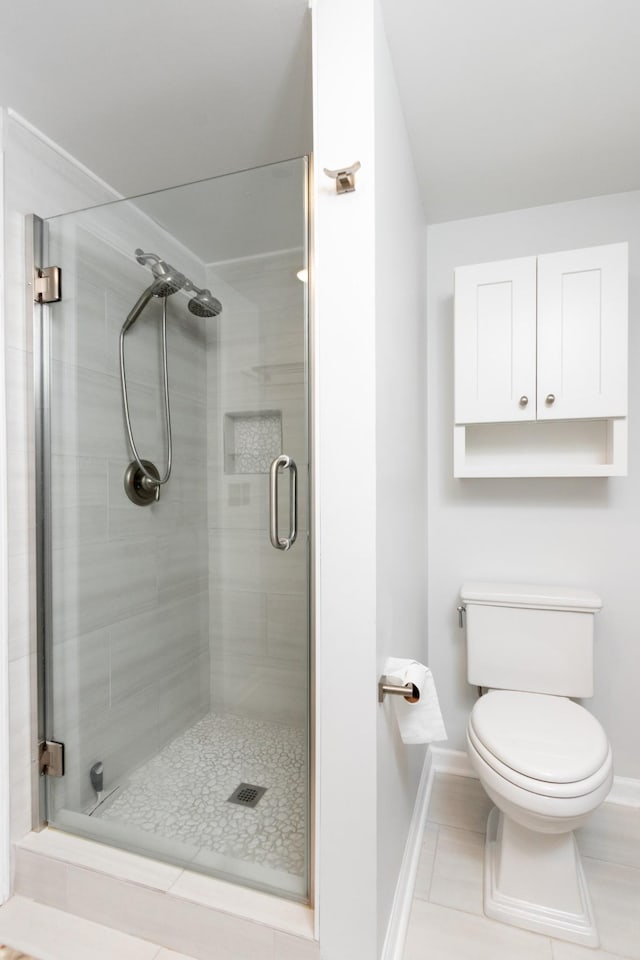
[{"left": 14, "top": 829, "right": 315, "bottom": 959}]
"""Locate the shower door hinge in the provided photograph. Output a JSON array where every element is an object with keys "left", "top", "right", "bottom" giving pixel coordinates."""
[
  {"left": 33, "top": 266, "right": 62, "bottom": 304},
  {"left": 39, "top": 739, "right": 65, "bottom": 777}
]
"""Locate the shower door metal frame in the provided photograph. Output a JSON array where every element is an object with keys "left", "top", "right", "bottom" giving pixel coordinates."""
[
  {"left": 28, "top": 213, "right": 54, "bottom": 830},
  {"left": 305, "top": 154, "right": 317, "bottom": 911}
]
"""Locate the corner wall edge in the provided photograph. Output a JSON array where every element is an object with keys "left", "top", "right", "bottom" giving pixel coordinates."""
[{"left": 380, "top": 748, "right": 435, "bottom": 960}]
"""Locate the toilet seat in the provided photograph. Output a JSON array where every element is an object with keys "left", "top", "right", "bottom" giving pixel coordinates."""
[{"left": 468, "top": 691, "right": 612, "bottom": 799}]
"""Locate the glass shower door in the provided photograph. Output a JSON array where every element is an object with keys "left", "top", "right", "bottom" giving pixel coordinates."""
[{"left": 35, "top": 159, "right": 310, "bottom": 900}]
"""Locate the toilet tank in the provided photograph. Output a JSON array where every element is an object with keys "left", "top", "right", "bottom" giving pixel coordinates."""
[{"left": 460, "top": 582, "right": 602, "bottom": 698}]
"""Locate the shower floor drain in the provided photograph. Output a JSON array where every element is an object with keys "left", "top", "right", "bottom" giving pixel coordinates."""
[{"left": 227, "top": 783, "right": 267, "bottom": 809}]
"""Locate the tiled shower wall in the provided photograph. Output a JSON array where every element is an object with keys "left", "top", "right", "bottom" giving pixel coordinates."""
[
  {"left": 205, "top": 250, "right": 308, "bottom": 728},
  {"left": 47, "top": 219, "right": 210, "bottom": 812},
  {"left": 3, "top": 112, "right": 212, "bottom": 832},
  {"left": 4, "top": 113, "right": 309, "bottom": 851},
  {"left": 3, "top": 114, "right": 120, "bottom": 844}
]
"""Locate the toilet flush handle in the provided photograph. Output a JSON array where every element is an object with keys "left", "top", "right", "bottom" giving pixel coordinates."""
[{"left": 457, "top": 604, "right": 465, "bottom": 628}]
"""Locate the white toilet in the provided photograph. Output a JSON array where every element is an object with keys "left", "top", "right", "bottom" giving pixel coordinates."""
[{"left": 460, "top": 582, "right": 613, "bottom": 947}]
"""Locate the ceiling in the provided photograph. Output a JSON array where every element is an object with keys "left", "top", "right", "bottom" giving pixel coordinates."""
[
  {"left": 0, "top": 0, "right": 312, "bottom": 199},
  {"left": 381, "top": 0, "right": 640, "bottom": 222},
  {"left": 1, "top": 1, "right": 640, "bottom": 230}
]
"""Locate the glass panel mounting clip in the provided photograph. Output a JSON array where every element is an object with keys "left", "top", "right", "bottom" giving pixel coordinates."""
[
  {"left": 39, "top": 740, "right": 65, "bottom": 777},
  {"left": 34, "top": 266, "right": 62, "bottom": 303}
]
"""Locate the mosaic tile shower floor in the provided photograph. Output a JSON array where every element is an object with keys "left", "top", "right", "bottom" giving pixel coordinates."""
[{"left": 94, "top": 713, "right": 306, "bottom": 878}]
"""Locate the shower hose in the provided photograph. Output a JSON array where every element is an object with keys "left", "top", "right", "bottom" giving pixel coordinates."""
[{"left": 119, "top": 295, "right": 173, "bottom": 496}]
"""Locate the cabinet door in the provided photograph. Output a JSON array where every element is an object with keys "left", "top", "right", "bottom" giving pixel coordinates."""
[
  {"left": 537, "top": 243, "right": 628, "bottom": 420},
  {"left": 455, "top": 256, "right": 537, "bottom": 424}
]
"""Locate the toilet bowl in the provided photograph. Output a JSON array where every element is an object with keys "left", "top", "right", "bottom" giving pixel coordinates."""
[
  {"left": 466, "top": 690, "right": 613, "bottom": 945},
  {"left": 459, "top": 582, "right": 611, "bottom": 947}
]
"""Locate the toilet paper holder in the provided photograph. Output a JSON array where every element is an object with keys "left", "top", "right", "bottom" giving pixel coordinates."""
[{"left": 378, "top": 677, "right": 420, "bottom": 703}]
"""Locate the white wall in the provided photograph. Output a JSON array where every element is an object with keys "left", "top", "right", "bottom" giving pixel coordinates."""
[
  {"left": 0, "top": 110, "right": 11, "bottom": 904},
  {"left": 313, "top": 0, "right": 378, "bottom": 955},
  {"left": 427, "top": 189, "right": 640, "bottom": 779},
  {"left": 313, "top": 1, "right": 428, "bottom": 956},
  {"left": 374, "top": 1, "right": 427, "bottom": 951}
]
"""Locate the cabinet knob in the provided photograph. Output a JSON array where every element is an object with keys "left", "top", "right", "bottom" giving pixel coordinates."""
[
  {"left": 545, "top": 394, "right": 556, "bottom": 405},
  {"left": 519, "top": 396, "right": 528, "bottom": 407}
]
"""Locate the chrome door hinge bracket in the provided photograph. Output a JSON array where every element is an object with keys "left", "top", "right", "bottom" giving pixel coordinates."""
[
  {"left": 34, "top": 266, "right": 62, "bottom": 303},
  {"left": 39, "top": 740, "right": 65, "bottom": 777}
]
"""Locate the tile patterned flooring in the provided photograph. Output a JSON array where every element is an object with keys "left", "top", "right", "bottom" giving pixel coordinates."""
[
  {"left": 2, "top": 769, "right": 637, "bottom": 960},
  {"left": 0, "top": 898, "right": 161, "bottom": 960},
  {"left": 94, "top": 712, "right": 307, "bottom": 878},
  {"left": 404, "top": 773, "right": 640, "bottom": 960},
  {"left": 0, "top": 895, "right": 318, "bottom": 960}
]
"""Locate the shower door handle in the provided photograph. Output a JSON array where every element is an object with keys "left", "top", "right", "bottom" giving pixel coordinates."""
[{"left": 269, "top": 455, "right": 298, "bottom": 551}]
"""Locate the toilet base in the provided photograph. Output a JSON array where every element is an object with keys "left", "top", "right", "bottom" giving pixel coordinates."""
[{"left": 484, "top": 807, "right": 599, "bottom": 947}]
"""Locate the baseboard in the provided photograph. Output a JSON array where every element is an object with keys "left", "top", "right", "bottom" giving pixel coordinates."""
[
  {"left": 606, "top": 776, "right": 640, "bottom": 808},
  {"left": 380, "top": 749, "right": 435, "bottom": 960},
  {"left": 429, "top": 745, "right": 477, "bottom": 779},
  {"left": 429, "top": 746, "right": 640, "bottom": 808}
]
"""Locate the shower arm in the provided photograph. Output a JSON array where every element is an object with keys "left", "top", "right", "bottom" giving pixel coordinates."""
[{"left": 135, "top": 250, "right": 162, "bottom": 266}]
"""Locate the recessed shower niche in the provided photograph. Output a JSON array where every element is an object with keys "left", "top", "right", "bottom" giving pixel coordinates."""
[
  {"left": 31, "top": 158, "right": 311, "bottom": 901},
  {"left": 224, "top": 410, "right": 283, "bottom": 474}
]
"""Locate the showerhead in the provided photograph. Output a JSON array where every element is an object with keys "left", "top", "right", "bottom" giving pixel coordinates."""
[
  {"left": 188, "top": 288, "right": 222, "bottom": 319},
  {"left": 150, "top": 260, "right": 186, "bottom": 298},
  {"left": 130, "top": 249, "right": 221, "bottom": 324},
  {"left": 134, "top": 249, "right": 185, "bottom": 298}
]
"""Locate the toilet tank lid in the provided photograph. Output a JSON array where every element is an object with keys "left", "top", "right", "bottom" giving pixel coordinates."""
[{"left": 460, "top": 582, "right": 602, "bottom": 612}]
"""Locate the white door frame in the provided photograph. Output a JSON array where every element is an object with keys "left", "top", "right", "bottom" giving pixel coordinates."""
[{"left": 0, "top": 128, "right": 13, "bottom": 905}]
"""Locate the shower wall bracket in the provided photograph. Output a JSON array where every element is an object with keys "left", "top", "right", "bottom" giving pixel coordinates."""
[
  {"left": 323, "top": 160, "right": 361, "bottom": 194},
  {"left": 33, "top": 265, "right": 62, "bottom": 303}
]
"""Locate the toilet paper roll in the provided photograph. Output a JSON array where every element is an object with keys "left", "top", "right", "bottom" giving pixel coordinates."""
[{"left": 384, "top": 657, "right": 448, "bottom": 745}]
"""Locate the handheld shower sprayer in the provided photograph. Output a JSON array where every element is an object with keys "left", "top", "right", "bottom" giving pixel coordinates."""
[
  {"left": 121, "top": 251, "right": 186, "bottom": 336},
  {"left": 134, "top": 249, "right": 187, "bottom": 298}
]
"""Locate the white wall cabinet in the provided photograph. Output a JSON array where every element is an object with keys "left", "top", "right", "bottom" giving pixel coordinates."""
[{"left": 454, "top": 242, "right": 628, "bottom": 477}]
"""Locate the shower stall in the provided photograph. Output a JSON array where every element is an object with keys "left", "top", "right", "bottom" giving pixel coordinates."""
[{"left": 30, "top": 158, "right": 311, "bottom": 901}]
